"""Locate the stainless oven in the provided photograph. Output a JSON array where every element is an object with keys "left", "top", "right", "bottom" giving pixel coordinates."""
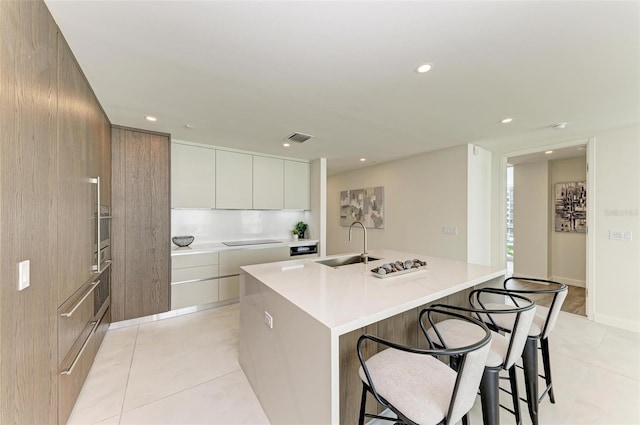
[{"left": 91, "top": 176, "right": 111, "bottom": 273}]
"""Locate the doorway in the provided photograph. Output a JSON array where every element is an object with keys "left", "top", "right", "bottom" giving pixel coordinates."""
[{"left": 506, "top": 144, "right": 588, "bottom": 316}]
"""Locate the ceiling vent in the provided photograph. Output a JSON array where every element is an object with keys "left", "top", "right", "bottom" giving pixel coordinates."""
[{"left": 287, "top": 132, "right": 313, "bottom": 143}]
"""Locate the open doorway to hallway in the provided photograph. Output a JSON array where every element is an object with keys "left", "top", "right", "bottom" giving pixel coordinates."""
[{"left": 507, "top": 146, "right": 587, "bottom": 316}]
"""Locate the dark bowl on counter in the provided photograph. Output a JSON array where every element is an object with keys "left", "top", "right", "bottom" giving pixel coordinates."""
[{"left": 172, "top": 235, "right": 195, "bottom": 247}]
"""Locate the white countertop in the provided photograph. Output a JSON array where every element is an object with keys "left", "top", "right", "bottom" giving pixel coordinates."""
[
  {"left": 241, "top": 249, "right": 505, "bottom": 335},
  {"left": 171, "top": 238, "right": 319, "bottom": 256}
]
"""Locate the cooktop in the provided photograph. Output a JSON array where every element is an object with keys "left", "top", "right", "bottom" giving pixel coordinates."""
[{"left": 222, "top": 239, "right": 282, "bottom": 247}]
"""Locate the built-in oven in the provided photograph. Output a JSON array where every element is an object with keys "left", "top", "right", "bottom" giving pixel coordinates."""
[
  {"left": 91, "top": 176, "right": 111, "bottom": 273},
  {"left": 290, "top": 243, "right": 318, "bottom": 257}
]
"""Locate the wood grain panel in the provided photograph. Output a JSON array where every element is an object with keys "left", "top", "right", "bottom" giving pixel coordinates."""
[
  {"left": 56, "top": 33, "right": 95, "bottom": 306},
  {"left": 111, "top": 127, "right": 170, "bottom": 321},
  {"left": 110, "top": 127, "right": 127, "bottom": 321},
  {"left": 0, "top": 2, "right": 59, "bottom": 423},
  {"left": 58, "top": 308, "right": 110, "bottom": 424},
  {"left": 339, "top": 323, "right": 377, "bottom": 425}
]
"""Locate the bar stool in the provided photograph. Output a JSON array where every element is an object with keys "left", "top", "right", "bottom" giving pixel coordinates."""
[
  {"left": 357, "top": 307, "right": 492, "bottom": 425},
  {"left": 480, "top": 277, "right": 568, "bottom": 425},
  {"left": 421, "top": 288, "right": 536, "bottom": 425}
]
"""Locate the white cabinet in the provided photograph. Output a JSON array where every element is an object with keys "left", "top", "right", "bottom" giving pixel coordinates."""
[
  {"left": 171, "top": 143, "right": 310, "bottom": 211},
  {"left": 253, "top": 156, "right": 284, "bottom": 210},
  {"left": 171, "top": 252, "right": 220, "bottom": 310},
  {"left": 219, "top": 246, "right": 290, "bottom": 301},
  {"left": 171, "top": 143, "right": 216, "bottom": 208},
  {"left": 216, "top": 150, "right": 253, "bottom": 209},
  {"left": 284, "top": 160, "right": 311, "bottom": 210}
]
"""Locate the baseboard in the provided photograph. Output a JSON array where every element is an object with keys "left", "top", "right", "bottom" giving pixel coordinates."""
[
  {"left": 550, "top": 276, "right": 586, "bottom": 288},
  {"left": 108, "top": 299, "right": 238, "bottom": 330},
  {"left": 594, "top": 313, "right": 640, "bottom": 333}
]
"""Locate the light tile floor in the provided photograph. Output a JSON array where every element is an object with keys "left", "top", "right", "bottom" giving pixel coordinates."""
[{"left": 68, "top": 303, "right": 640, "bottom": 425}]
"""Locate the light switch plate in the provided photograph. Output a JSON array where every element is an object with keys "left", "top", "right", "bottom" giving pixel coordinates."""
[
  {"left": 18, "top": 260, "right": 30, "bottom": 291},
  {"left": 264, "top": 311, "right": 273, "bottom": 329}
]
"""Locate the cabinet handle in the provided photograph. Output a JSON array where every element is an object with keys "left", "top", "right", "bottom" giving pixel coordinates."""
[
  {"left": 60, "top": 318, "right": 100, "bottom": 376},
  {"left": 91, "top": 176, "right": 101, "bottom": 272},
  {"left": 60, "top": 280, "right": 100, "bottom": 318}
]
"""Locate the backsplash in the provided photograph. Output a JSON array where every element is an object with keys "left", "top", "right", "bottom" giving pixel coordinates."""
[{"left": 171, "top": 209, "right": 309, "bottom": 244}]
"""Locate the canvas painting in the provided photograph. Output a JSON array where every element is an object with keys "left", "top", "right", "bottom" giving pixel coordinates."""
[
  {"left": 340, "top": 186, "right": 384, "bottom": 229},
  {"left": 555, "top": 181, "right": 587, "bottom": 232}
]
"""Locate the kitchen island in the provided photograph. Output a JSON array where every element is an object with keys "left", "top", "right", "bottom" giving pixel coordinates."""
[{"left": 239, "top": 249, "right": 505, "bottom": 424}]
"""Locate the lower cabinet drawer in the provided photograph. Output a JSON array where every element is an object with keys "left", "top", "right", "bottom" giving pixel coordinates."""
[
  {"left": 171, "top": 279, "right": 219, "bottom": 310},
  {"left": 58, "top": 277, "right": 100, "bottom": 362},
  {"left": 219, "top": 276, "right": 240, "bottom": 301},
  {"left": 58, "top": 308, "right": 110, "bottom": 425},
  {"left": 171, "top": 265, "right": 219, "bottom": 283}
]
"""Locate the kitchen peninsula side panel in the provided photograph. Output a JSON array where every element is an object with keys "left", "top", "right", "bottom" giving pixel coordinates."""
[{"left": 111, "top": 126, "right": 170, "bottom": 321}]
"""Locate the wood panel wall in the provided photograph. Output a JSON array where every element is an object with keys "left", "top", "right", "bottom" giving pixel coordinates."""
[
  {"left": 111, "top": 126, "right": 170, "bottom": 322},
  {"left": 0, "top": 2, "right": 59, "bottom": 423}
]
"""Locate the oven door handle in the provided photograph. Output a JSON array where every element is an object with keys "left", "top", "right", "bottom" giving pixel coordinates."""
[{"left": 91, "top": 176, "right": 101, "bottom": 272}]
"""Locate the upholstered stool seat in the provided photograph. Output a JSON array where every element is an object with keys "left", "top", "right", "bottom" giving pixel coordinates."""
[{"left": 359, "top": 348, "right": 457, "bottom": 424}]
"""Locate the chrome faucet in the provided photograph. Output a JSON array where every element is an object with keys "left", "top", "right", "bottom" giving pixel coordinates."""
[{"left": 348, "top": 221, "right": 368, "bottom": 264}]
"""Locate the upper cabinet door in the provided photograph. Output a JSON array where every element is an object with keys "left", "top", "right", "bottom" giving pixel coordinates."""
[
  {"left": 171, "top": 143, "right": 216, "bottom": 208},
  {"left": 253, "top": 156, "right": 284, "bottom": 210},
  {"left": 216, "top": 150, "right": 253, "bottom": 209},
  {"left": 284, "top": 160, "right": 310, "bottom": 210}
]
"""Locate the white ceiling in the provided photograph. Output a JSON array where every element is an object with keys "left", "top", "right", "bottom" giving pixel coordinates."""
[
  {"left": 44, "top": 1, "right": 639, "bottom": 175},
  {"left": 508, "top": 145, "right": 586, "bottom": 165}
]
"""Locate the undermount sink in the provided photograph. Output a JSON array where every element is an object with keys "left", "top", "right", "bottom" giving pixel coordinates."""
[{"left": 315, "top": 255, "right": 382, "bottom": 268}]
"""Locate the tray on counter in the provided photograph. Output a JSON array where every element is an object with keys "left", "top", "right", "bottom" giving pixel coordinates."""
[{"left": 370, "top": 260, "right": 427, "bottom": 279}]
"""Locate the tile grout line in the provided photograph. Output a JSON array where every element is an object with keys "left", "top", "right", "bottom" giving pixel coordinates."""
[
  {"left": 117, "top": 324, "right": 141, "bottom": 425},
  {"left": 116, "top": 366, "right": 244, "bottom": 415}
]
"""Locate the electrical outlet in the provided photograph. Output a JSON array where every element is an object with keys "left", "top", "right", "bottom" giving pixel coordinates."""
[
  {"left": 610, "top": 230, "right": 632, "bottom": 241},
  {"left": 264, "top": 311, "right": 273, "bottom": 329},
  {"left": 442, "top": 226, "right": 458, "bottom": 236},
  {"left": 18, "top": 260, "right": 30, "bottom": 291}
]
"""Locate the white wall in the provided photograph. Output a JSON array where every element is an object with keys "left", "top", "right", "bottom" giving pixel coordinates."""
[
  {"left": 486, "top": 124, "right": 639, "bottom": 331},
  {"left": 171, "top": 209, "right": 307, "bottom": 244},
  {"left": 309, "top": 158, "right": 327, "bottom": 256},
  {"left": 513, "top": 160, "right": 549, "bottom": 277},
  {"left": 467, "top": 145, "right": 493, "bottom": 265},
  {"left": 549, "top": 157, "right": 587, "bottom": 287},
  {"left": 592, "top": 126, "right": 640, "bottom": 330},
  {"left": 327, "top": 145, "right": 469, "bottom": 260}
]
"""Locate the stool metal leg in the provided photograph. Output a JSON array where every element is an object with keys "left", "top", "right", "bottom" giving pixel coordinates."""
[
  {"left": 508, "top": 365, "right": 522, "bottom": 425},
  {"left": 358, "top": 385, "right": 368, "bottom": 425},
  {"left": 479, "top": 367, "right": 500, "bottom": 425},
  {"left": 522, "top": 337, "right": 539, "bottom": 425},
  {"left": 540, "top": 337, "right": 555, "bottom": 403}
]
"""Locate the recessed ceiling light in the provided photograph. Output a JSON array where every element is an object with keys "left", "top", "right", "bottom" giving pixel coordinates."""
[
  {"left": 500, "top": 117, "right": 513, "bottom": 124},
  {"left": 545, "top": 150, "right": 554, "bottom": 154},
  {"left": 416, "top": 63, "right": 433, "bottom": 73},
  {"left": 360, "top": 158, "right": 366, "bottom": 162},
  {"left": 145, "top": 116, "right": 157, "bottom": 122},
  {"left": 185, "top": 124, "right": 193, "bottom": 129},
  {"left": 552, "top": 122, "right": 568, "bottom": 129},
  {"left": 283, "top": 143, "right": 290, "bottom": 148}
]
